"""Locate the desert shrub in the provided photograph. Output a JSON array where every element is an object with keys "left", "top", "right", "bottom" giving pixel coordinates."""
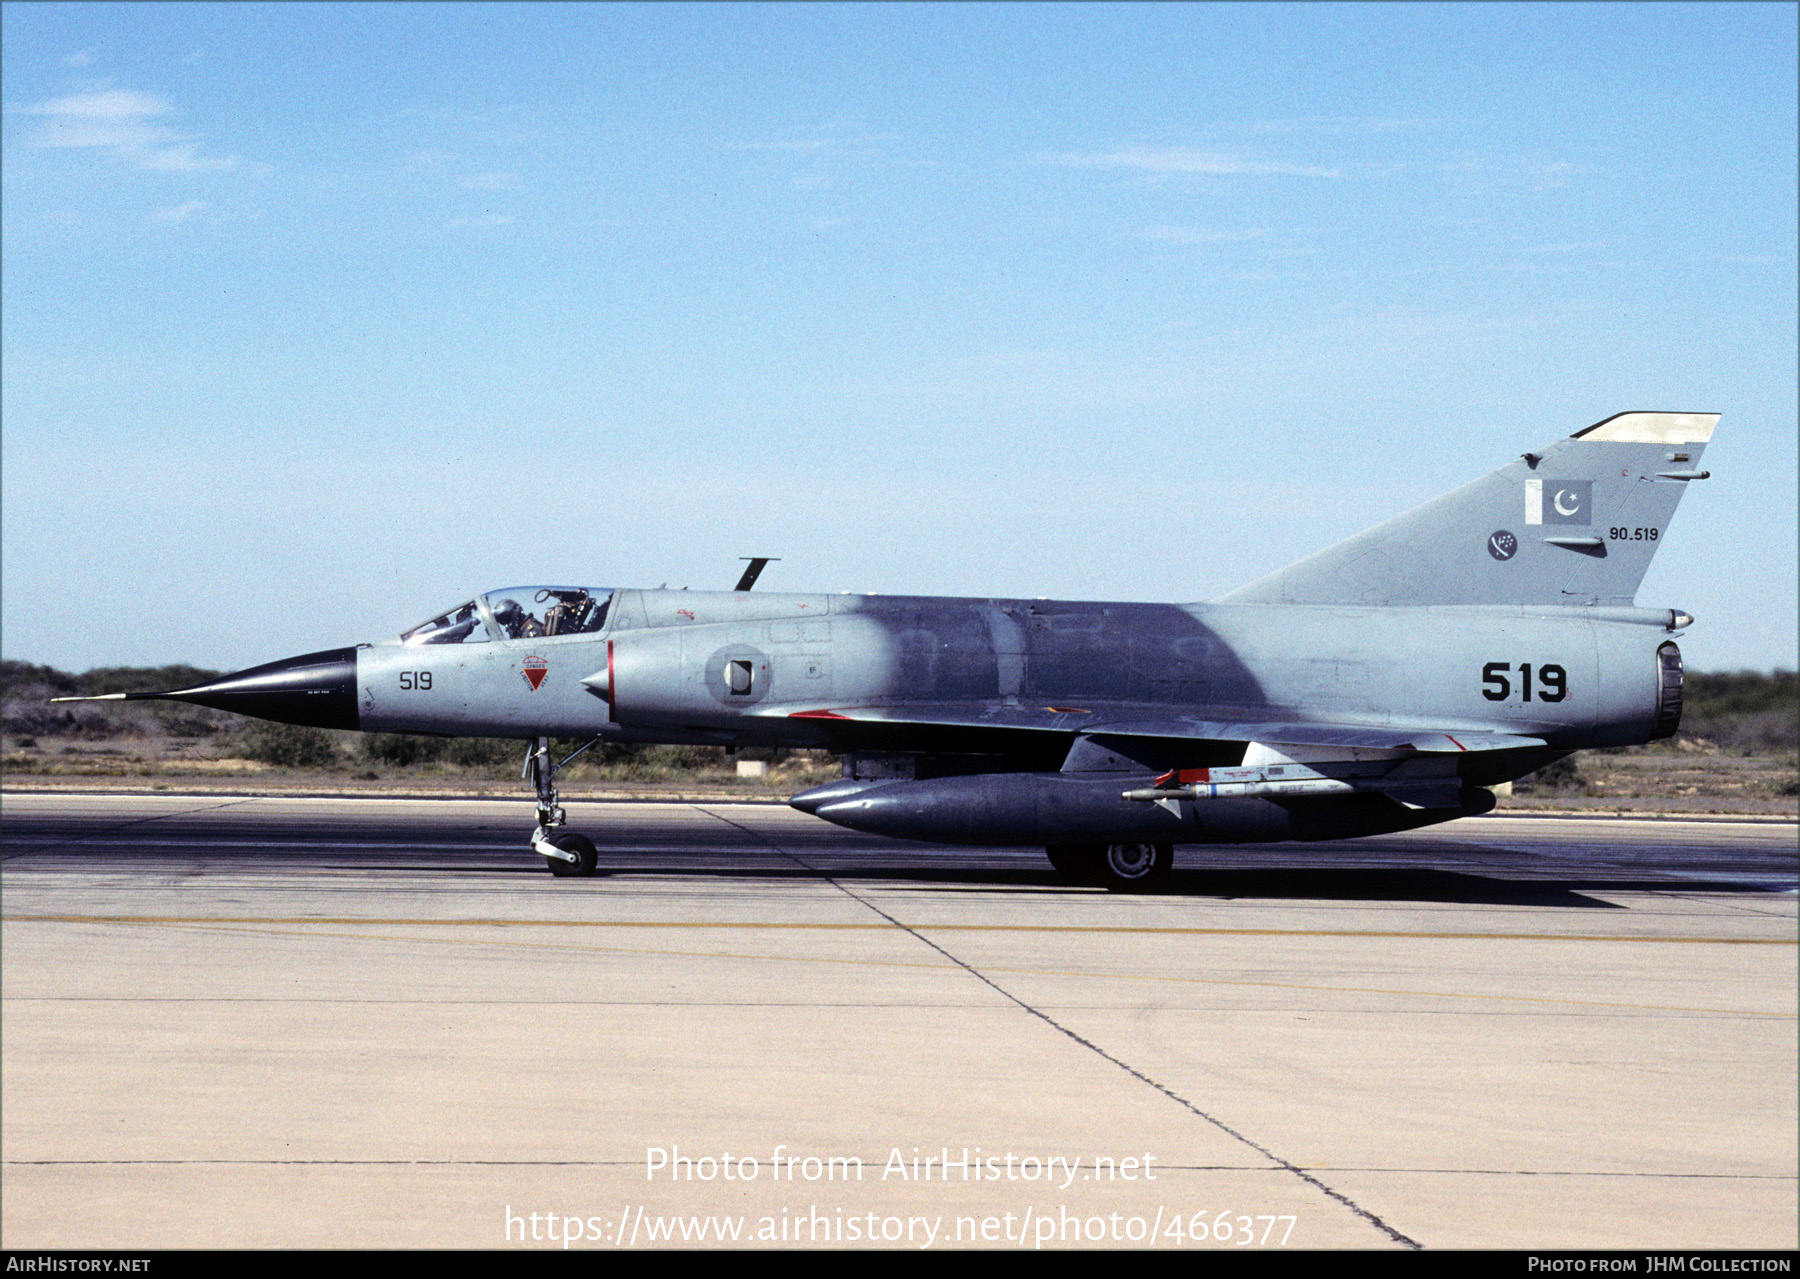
[
  {"left": 1684, "top": 670, "right": 1798, "bottom": 717},
  {"left": 75, "top": 665, "right": 221, "bottom": 697},
  {"left": 1679, "top": 671, "right": 1799, "bottom": 753},
  {"left": 357, "top": 735, "right": 526, "bottom": 770},
  {"left": 0, "top": 661, "right": 81, "bottom": 699},
  {"left": 363, "top": 733, "right": 448, "bottom": 767},
  {"left": 446, "top": 737, "right": 525, "bottom": 767},
  {"left": 243, "top": 722, "right": 341, "bottom": 768},
  {"left": 1516, "top": 754, "right": 1586, "bottom": 793},
  {"left": 579, "top": 743, "right": 729, "bottom": 779},
  {"left": 1678, "top": 707, "right": 1799, "bottom": 753},
  {"left": 0, "top": 705, "right": 125, "bottom": 739},
  {"left": 1, "top": 705, "right": 74, "bottom": 737}
]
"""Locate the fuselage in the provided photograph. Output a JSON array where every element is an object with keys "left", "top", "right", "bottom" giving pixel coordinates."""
[{"left": 355, "top": 587, "right": 1685, "bottom": 759}]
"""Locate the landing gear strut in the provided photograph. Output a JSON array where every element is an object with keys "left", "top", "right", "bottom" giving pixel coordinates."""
[{"left": 526, "top": 736, "right": 599, "bottom": 877}]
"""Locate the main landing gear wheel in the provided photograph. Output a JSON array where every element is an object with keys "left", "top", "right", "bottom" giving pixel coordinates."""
[
  {"left": 1099, "top": 841, "right": 1173, "bottom": 892},
  {"left": 544, "top": 831, "right": 598, "bottom": 878},
  {"left": 1046, "top": 842, "right": 1173, "bottom": 891}
]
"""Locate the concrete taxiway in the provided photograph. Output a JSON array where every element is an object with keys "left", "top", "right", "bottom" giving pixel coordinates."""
[{"left": 2, "top": 792, "right": 1794, "bottom": 1250}]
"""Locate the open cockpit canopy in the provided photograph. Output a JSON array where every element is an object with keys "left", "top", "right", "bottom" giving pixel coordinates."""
[{"left": 400, "top": 587, "right": 614, "bottom": 645}]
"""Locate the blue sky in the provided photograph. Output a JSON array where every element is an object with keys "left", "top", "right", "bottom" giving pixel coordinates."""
[{"left": 4, "top": 2, "right": 1796, "bottom": 672}]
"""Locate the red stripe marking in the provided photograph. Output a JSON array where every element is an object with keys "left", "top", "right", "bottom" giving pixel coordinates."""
[
  {"left": 606, "top": 640, "right": 616, "bottom": 721},
  {"left": 789, "top": 709, "right": 853, "bottom": 720}
]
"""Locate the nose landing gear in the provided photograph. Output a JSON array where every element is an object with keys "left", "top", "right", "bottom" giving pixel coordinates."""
[
  {"left": 544, "top": 831, "right": 598, "bottom": 877},
  {"left": 526, "top": 736, "right": 600, "bottom": 877}
]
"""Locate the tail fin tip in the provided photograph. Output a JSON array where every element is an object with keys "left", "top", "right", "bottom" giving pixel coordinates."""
[{"left": 1572, "top": 412, "right": 1719, "bottom": 445}]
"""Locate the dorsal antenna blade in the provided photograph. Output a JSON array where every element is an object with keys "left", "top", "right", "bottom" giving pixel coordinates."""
[{"left": 734, "top": 557, "right": 779, "bottom": 591}]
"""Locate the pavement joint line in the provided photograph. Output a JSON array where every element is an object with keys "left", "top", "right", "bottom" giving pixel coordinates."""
[
  {"left": 1295, "top": 1168, "right": 1799, "bottom": 1180},
  {"left": 28, "top": 918, "right": 1790, "bottom": 1018},
  {"left": 4, "top": 913, "right": 1791, "bottom": 946},
  {"left": 1, "top": 1159, "right": 646, "bottom": 1167},
  {"left": 5, "top": 1159, "right": 1784, "bottom": 1180},
  {"left": 0, "top": 796, "right": 258, "bottom": 862},
  {"left": 693, "top": 804, "right": 1426, "bottom": 1251},
  {"left": 0, "top": 996, "right": 1783, "bottom": 1018},
  {"left": 5, "top": 789, "right": 1796, "bottom": 825}
]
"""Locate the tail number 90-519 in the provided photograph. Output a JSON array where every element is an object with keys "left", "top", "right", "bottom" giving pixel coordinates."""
[{"left": 1482, "top": 662, "right": 1565, "bottom": 702}]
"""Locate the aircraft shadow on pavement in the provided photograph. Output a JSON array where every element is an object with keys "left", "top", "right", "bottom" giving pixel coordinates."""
[
  {"left": 563, "top": 860, "right": 1788, "bottom": 908},
  {"left": 7, "top": 831, "right": 1787, "bottom": 907}
]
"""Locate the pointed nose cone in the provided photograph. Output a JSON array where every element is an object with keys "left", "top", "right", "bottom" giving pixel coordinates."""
[
  {"left": 787, "top": 777, "right": 888, "bottom": 816},
  {"left": 151, "top": 647, "right": 360, "bottom": 730}
]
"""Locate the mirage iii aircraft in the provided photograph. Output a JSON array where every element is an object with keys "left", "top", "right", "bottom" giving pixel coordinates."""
[{"left": 62, "top": 411, "right": 1717, "bottom": 888}]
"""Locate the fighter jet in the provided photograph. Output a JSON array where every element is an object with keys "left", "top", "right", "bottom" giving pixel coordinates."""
[{"left": 59, "top": 411, "right": 1716, "bottom": 888}]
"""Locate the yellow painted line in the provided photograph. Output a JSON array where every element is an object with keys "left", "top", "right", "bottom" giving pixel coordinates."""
[
  {"left": 2, "top": 914, "right": 1792, "bottom": 946},
  {"left": 78, "top": 920, "right": 1798, "bottom": 1019}
]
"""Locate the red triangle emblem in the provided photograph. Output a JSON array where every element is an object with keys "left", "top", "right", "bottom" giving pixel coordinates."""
[{"left": 522, "top": 657, "right": 549, "bottom": 691}]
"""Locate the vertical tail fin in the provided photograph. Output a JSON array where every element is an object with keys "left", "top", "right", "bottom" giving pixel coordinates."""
[{"left": 1219, "top": 412, "right": 1718, "bottom": 607}]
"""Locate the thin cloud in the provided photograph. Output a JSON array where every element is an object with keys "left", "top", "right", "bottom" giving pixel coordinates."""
[
  {"left": 1235, "top": 116, "right": 1442, "bottom": 136},
  {"left": 458, "top": 172, "right": 523, "bottom": 191},
  {"left": 1520, "top": 240, "right": 1608, "bottom": 256},
  {"left": 1438, "top": 155, "right": 1581, "bottom": 193},
  {"left": 151, "top": 200, "right": 209, "bottom": 223},
  {"left": 62, "top": 49, "right": 98, "bottom": 68},
  {"left": 1052, "top": 146, "right": 1341, "bottom": 179},
  {"left": 723, "top": 132, "right": 901, "bottom": 156},
  {"left": 1144, "top": 226, "right": 1269, "bottom": 245},
  {"left": 22, "top": 89, "right": 237, "bottom": 172},
  {"left": 404, "top": 149, "right": 460, "bottom": 173},
  {"left": 726, "top": 139, "right": 835, "bottom": 155}
]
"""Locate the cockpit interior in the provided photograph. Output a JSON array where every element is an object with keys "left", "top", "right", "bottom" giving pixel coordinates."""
[{"left": 400, "top": 587, "right": 614, "bottom": 645}]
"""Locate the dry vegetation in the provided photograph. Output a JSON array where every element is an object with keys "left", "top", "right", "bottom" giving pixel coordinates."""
[
  {"left": 3, "top": 660, "right": 1794, "bottom": 813},
  {"left": 1499, "top": 671, "right": 1798, "bottom": 814},
  {"left": 0, "top": 660, "right": 835, "bottom": 798}
]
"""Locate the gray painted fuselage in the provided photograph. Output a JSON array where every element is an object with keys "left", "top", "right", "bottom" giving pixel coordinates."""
[
  {"left": 358, "top": 591, "right": 1676, "bottom": 775},
  {"left": 361, "top": 590, "right": 1674, "bottom": 748}
]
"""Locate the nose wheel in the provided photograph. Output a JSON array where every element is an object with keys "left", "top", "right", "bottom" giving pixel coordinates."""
[
  {"left": 543, "top": 831, "right": 598, "bottom": 877},
  {"left": 525, "top": 736, "right": 602, "bottom": 878}
]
